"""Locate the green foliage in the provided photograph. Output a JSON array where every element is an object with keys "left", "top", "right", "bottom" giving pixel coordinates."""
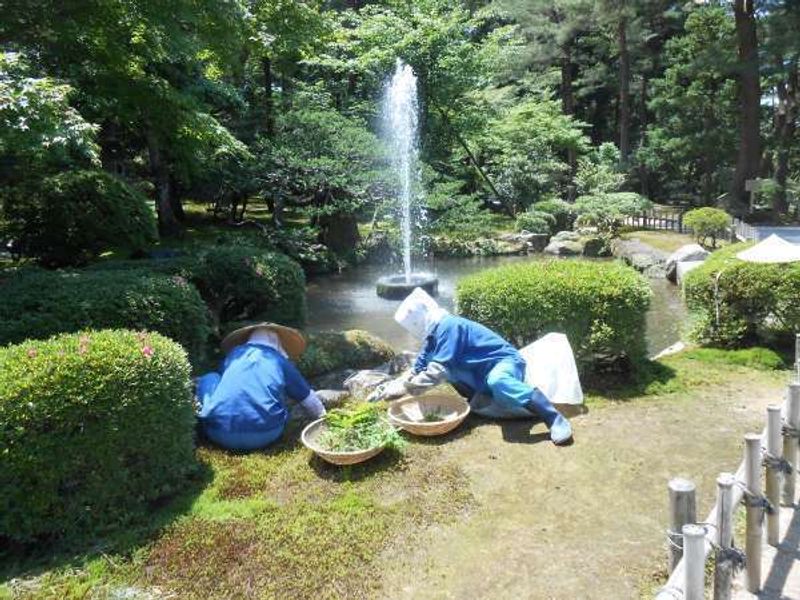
[
  {"left": 684, "top": 243, "right": 800, "bottom": 347},
  {"left": 0, "top": 330, "right": 196, "bottom": 542},
  {"left": 532, "top": 198, "right": 578, "bottom": 232},
  {"left": 638, "top": 6, "right": 737, "bottom": 205},
  {"left": 298, "top": 330, "right": 395, "bottom": 378},
  {"left": 318, "top": 403, "right": 405, "bottom": 452},
  {"left": 573, "top": 192, "right": 652, "bottom": 235},
  {"left": 456, "top": 260, "right": 651, "bottom": 370},
  {"left": 2, "top": 170, "right": 157, "bottom": 266},
  {"left": 191, "top": 246, "right": 306, "bottom": 327},
  {"left": 574, "top": 143, "right": 625, "bottom": 195},
  {"left": 515, "top": 210, "right": 556, "bottom": 234},
  {"left": 479, "top": 96, "right": 589, "bottom": 213},
  {"left": 0, "top": 269, "right": 211, "bottom": 364},
  {"left": 683, "top": 207, "right": 730, "bottom": 248},
  {"left": 0, "top": 52, "right": 99, "bottom": 181},
  {"left": 680, "top": 347, "right": 785, "bottom": 371}
]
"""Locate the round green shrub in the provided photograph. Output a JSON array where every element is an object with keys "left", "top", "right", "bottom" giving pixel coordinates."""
[
  {"left": 0, "top": 269, "right": 211, "bottom": 363},
  {"left": 683, "top": 243, "right": 800, "bottom": 347},
  {"left": 456, "top": 260, "right": 652, "bottom": 370},
  {"left": 683, "top": 207, "right": 730, "bottom": 248},
  {"left": 89, "top": 246, "right": 307, "bottom": 328},
  {"left": 515, "top": 210, "right": 556, "bottom": 234},
  {"left": 190, "top": 246, "right": 307, "bottom": 327},
  {"left": 0, "top": 330, "right": 196, "bottom": 542},
  {"left": 532, "top": 199, "right": 577, "bottom": 232},
  {"left": 1, "top": 170, "right": 158, "bottom": 267},
  {"left": 297, "top": 330, "right": 396, "bottom": 378}
]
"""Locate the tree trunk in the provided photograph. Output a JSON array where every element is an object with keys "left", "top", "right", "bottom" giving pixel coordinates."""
[
  {"left": 774, "top": 57, "right": 798, "bottom": 214},
  {"left": 639, "top": 73, "right": 650, "bottom": 197},
  {"left": 730, "top": 0, "right": 762, "bottom": 216},
  {"left": 618, "top": 17, "right": 631, "bottom": 165},
  {"left": 561, "top": 42, "right": 577, "bottom": 200},
  {"left": 262, "top": 56, "right": 274, "bottom": 137},
  {"left": 146, "top": 129, "right": 180, "bottom": 236}
]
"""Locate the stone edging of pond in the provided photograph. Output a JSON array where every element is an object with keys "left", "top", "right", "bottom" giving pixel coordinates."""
[{"left": 611, "top": 237, "right": 669, "bottom": 278}]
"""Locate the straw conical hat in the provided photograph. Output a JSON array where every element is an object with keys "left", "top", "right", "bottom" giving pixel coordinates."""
[{"left": 221, "top": 322, "right": 306, "bottom": 359}]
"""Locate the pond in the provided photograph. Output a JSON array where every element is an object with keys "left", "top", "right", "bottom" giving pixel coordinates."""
[{"left": 306, "top": 255, "right": 688, "bottom": 357}]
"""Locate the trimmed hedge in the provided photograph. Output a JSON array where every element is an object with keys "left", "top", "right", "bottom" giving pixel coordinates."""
[
  {"left": 515, "top": 210, "right": 556, "bottom": 234},
  {"left": 1, "top": 170, "right": 157, "bottom": 267},
  {"left": 90, "top": 246, "right": 307, "bottom": 328},
  {"left": 0, "top": 269, "right": 211, "bottom": 363},
  {"left": 191, "top": 246, "right": 306, "bottom": 327},
  {"left": 297, "top": 330, "right": 396, "bottom": 378},
  {"left": 532, "top": 199, "right": 577, "bottom": 232},
  {"left": 684, "top": 243, "right": 800, "bottom": 347},
  {"left": 456, "top": 260, "right": 652, "bottom": 369},
  {"left": 683, "top": 207, "right": 730, "bottom": 248},
  {"left": 0, "top": 330, "right": 196, "bottom": 541}
]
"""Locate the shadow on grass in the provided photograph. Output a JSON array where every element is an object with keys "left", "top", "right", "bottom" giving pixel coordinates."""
[
  {"left": 0, "top": 460, "right": 213, "bottom": 583},
  {"left": 583, "top": 359, "right": 679, "bottom": 401}
]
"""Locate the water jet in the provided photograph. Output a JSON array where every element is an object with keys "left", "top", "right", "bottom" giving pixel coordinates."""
[{"left": 378, "top": 59, "right": 438, "bottom": 299}]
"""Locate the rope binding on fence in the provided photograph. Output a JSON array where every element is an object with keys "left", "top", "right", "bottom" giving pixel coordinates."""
[{"left": 762, "top": 449, "right": 794, "bottom": 474}]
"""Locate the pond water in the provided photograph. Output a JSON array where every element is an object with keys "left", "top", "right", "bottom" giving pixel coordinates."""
[{"left": 306, "top": 255, "right": 687, "bottom": 357}]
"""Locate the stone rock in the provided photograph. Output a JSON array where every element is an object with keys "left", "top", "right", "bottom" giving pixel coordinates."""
[
  {"left": 544, "top": 239, "right": 584, "bottom": 256},
  {"left": 676, "top": 260, "right": 705, "bottom": 284},
  {"left": 525, "top": 233, "right": 550, "bottom": 252},
  {"left": 342, "top": 369, "right": 391, "bottom": 399},
  {"left": 610, "top": 237, "right": 668, "bottom": 278},
  {"left": 316, "top": 389, "right": 350, "bottom": 409},
  {"left": 650, "top": 341, "right": 686, "bottom": 361},
  {"left": 665, "top": 243, "right": 710, "bottom": 283},
  {"left": 581, "top": 236, "right": 609, "bottom": 257},
  {"left": 494, "top": 239, "right": 527, "bottom": 255},
  {"left": 385, "top": 351, "right": 415, "bottom": 375},
  {"left": 552, "top": 230, "right": 581, "bottom": 242}
]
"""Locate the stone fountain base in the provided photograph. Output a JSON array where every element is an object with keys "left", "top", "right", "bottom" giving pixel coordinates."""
[{"left": 376, "top": 273, "right": 438, "bottom": 300}]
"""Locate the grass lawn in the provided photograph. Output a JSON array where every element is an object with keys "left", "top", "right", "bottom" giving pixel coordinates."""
[
  {"left": 621, "top": 229, "right": 729, "bottom": 255},
  {"left": 0, "top": 348, "right": 790, "bottom": 600}
]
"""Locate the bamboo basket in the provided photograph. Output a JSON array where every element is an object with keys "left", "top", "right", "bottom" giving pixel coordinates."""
[
  {"left": 387, "top": 394, "right": 470, "bottom": 437},
  {"left": 301, "top": 418, "right": 386, "bottom": 466}
]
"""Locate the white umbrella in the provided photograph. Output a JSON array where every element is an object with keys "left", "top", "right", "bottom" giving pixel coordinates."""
[{"left": 735, "top": 234, "right": 800, "bottom": 263}]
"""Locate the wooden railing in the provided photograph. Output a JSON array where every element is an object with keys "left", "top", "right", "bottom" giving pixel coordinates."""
[
  {"left": 655, "top": 338, "right": 800, "bottom": 599},
  {"left": 733, "top": 217, "right": 759, "bottom": 242},
  {"left": 623, "top": 209, "right": 688, "bottom": 234}
]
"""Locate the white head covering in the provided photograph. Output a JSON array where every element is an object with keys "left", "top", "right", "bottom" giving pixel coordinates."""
[
  {"left": 248, "top": 327, "right": 288, "bottom": 358},
  {"left": 394, "top": 287, "right": 448, "bottom": 339}
]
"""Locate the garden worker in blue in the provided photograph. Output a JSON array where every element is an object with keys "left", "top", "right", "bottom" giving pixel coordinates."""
[
  {"left": 196, "top": 322, "right": 326, "bottom": 451},
  {"left": 368, "top": 288, "right": 573, "bottom": 444}
]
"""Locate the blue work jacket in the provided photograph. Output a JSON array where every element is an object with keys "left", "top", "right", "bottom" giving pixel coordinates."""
[
  {"left": 199, "top": 343, "right": 311, "bottom": 435},
  {"left": 413, "top": 314, "right": 521, "bottom": 394}
]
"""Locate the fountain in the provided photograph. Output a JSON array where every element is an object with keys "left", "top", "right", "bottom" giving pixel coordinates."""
[{"left": 376, "top": 59, "right": 438, "bottom": 300}]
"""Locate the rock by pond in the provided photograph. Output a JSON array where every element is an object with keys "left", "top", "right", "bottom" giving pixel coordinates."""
[
  {"left": 611, "top": 237, "right": 669, "bottom": 278},
  {"left": 544, "top": 239, "right": 583, "bottom": 256},
  {"left": 665, "top": 243, "right": 709, "bottom": 283}
]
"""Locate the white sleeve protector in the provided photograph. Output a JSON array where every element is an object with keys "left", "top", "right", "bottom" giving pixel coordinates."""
[
  {"left": 519, "top": 332, "right": 583, "bottom": 405},
  {"left": 300, "top": 390, "right": 326, "bottom": 418}
]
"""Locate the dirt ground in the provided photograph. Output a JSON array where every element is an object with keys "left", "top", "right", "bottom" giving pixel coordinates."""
[{"left": 377, "top": 367, "right": 787, "bottom": 600}]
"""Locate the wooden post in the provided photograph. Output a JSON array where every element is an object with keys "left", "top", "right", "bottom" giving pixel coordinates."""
[
  {"left": 713, "top": 473, "right": 736, "bottom": 600},
  {"left": 744, "top": 433, "right": 763, "bottom": 593},
  {"left": 784, "top": 383, "right": 800, "bottom": 506},
  {"left": 795, "top": 333, "right": 800, "bottom": 383},
  {"left": 683, "top": 524, "right": 706, "bottom": 600},
  {"left": 668, "top": 478, "right": 697, "bottom": 573},
  {"left": 766, "top": 405, "right": 783, "bottom": 545}
]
